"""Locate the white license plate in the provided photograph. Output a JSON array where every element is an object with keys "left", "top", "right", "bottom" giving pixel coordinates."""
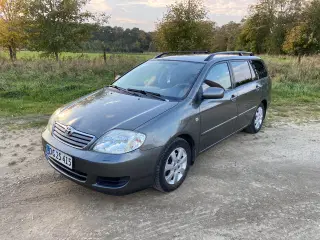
[{"left": 46, "top": 144, "right": 73, "bottom": 169}]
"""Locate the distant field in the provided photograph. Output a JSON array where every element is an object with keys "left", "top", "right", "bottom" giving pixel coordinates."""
[
  {"left": 0, "top": 52, "right": 319, "bottom": 123},
  {"left": 0, "top": 50, "right": 155, "bottom": 60}
]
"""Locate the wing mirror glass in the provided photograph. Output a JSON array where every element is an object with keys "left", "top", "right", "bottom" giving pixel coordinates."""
[{"left": 202, "top": 87, "right": 224, "bottom": 99}]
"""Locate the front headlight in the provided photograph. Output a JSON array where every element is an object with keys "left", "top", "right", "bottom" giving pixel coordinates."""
[
  {"left": 46, "top": 108, "right": 61, "bottom": 133},
  {"left": 93, "top": 130, "right": 146, "bottom": 154}
]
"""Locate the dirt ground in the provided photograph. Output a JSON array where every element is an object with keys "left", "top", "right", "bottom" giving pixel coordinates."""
[{"left": 0, "top": 120, "right": 320, "bottom": 240}]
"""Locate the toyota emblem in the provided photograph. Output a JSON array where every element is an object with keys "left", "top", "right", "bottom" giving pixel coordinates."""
[{"left": 65, "top": 126, "right": 74, "bottom": 136}]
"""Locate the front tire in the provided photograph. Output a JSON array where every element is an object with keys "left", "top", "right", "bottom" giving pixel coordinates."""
[
  {"left": 153, "top": 138, "right": 191, "bottom": 192},
  {"left": 244, "top": 103, "right": 265, "bottom": 134}
]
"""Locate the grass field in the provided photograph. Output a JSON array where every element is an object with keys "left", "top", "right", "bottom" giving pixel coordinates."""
[
  {"left": 0, "top": 52, "right": 319, "bottom": 123},
  {"left": 263, "top": 55, "right": 320, "bottom": 122},
  {"left": 0, "top": 50, "right": 155, "bottom": 61}
]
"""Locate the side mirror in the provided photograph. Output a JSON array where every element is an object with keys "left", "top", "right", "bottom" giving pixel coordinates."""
[
  {"left": 202, "top": 87, "right": 224, "bottom": 99},
  {"left": 115, "top": 75, "right": 121, "bottom": 81}
]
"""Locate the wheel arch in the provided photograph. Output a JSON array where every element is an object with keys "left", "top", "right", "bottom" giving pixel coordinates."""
[
  {"left": 176, "top": 134, "right": 196, "bottom": 165},
  {"left": 261, "top": 99, "right": 268, "bottom": 111}
]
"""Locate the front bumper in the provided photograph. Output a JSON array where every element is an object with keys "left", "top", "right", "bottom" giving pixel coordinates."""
[{"left": 42, "top": 129, "right": 163, "bottom": 195}]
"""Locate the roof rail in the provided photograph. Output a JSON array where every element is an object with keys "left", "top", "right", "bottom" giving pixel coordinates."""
[
  {"left": 204, "top": 51, "right": 254, "bottom": 61},
  {"left": 154, "top": 51, "right": 210, "bottom": 59}
]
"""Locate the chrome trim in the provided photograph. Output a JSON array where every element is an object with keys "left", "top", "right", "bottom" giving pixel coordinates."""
[
  {"left": 200, "top": 106, "right": 257, "bottom": 136},
  {"left": 47, "top": 157, "right": 87, "bottom": 183},
  {"left": 55, "top": 122, "right": 95, "bottom": 138},
  {"left": 52, "top": 122, "right": 96, "bottom": 149},
  {"left": 201, "top": 116, "right": 237, "bottom": 136},
  {"left": 238, "top": 106, "right": 257, "bottom": 116},
  {"left": 199, "top": 124, "right": 249, "bottom": 153}
]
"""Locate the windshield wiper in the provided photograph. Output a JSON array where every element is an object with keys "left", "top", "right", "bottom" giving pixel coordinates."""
[
  {"left": 127, "top": 88, "right": 168, "bottom": 101},
  {"left": 107, "top": 85, "right": 140, "bottom": 96}
]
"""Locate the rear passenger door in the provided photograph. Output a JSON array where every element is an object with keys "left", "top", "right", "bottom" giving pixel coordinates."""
[{"left": 230, "top": 61, "right": 262, "bottom": 130}]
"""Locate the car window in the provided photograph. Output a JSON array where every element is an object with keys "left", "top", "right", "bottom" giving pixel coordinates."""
[
  {"left": 251, "top": 60, "right": 268, "bottom": 79},
  {"left": 114, "top": 60, "right": 204, "bottom": 100},
  {"left": 203, "top": 63, "right": 232, "bottom": 91},
  {"left": 230, "top": 61, "right": 252, "bottom": 87},
  {"left": 249, "top": 62, "right": 258, "bottom": 80}
]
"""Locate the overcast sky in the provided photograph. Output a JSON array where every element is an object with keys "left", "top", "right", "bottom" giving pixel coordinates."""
[{"left": 85, "top": 0, "right": 257, "bottom": 31}]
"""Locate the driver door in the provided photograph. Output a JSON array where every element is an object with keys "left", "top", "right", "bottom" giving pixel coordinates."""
[{"left": 199, "top": 62, "right": 238, "bottom": 152}]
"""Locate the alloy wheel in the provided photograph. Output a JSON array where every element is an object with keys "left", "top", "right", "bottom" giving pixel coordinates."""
[
  {"left": 254, "top": 106, "right": 264, "bottom": 130},
  {"left": 164, "top": 147, "right": 188, "bottom": 185}
]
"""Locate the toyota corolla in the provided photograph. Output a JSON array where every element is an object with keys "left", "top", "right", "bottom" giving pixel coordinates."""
[{"left": 42, "top": 51, "right": 271, "bottom": 194}]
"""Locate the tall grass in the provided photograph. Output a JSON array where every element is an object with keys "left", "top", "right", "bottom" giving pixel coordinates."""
[
  {"left": 263, "top": 55, "right": 320, "bottom": 104},
  {"left": 0, "top": 53, "right": 319, "bottom": 121},
  {"left": 262, "top": 55, "right": 320, "bottom": 121},
  {"left": 0, "top": 55, "right": 149, "bottom": 116}
]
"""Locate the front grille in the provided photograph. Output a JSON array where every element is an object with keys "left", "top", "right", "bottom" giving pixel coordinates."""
[
  {"left": 48, "top": 157, "right": 87, "bottom": 182},
  {"left": 53, "top": 122, "right": 95, "bottom": 149}
]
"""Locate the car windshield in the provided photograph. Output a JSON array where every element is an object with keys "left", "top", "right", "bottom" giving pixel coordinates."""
[{"left": 113, "top": 60, "right": 205, "bottom": 100}]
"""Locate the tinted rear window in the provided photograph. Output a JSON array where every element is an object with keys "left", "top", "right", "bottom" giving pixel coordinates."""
[
  {"left": 230, "top": 61, "right": 252, "bottom": 87},
  {"left": 251, "top": 60, "right": 268, "bottom": 78}
]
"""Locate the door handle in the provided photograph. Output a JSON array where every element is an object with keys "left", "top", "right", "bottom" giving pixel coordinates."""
[{"left": 230, "top": 95, "right": 237, "bottom": 102}]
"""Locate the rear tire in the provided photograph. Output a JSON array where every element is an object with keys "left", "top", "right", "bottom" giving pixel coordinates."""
[
  {"left": 244, "top": 103, "right": 265, "bottom": 134},
  {"left": 153, "top": 138, "right": 191, "bottom": 192}
]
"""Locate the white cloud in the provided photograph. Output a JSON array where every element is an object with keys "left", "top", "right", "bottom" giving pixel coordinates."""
[
  {"left": 117, "top": 0, "right": 256, "bottom": 16},
  {"left": 85, "top": 0, "right": 112, "bottom": 12},
  {"left": 116, "top": 0, "right": 174, "bottom": 8},
  {"left": 120, "top": 7, "right": 131, "bottom": 13},
  {"left": 115, "top": 17, "right": 147, "bottom": 25},
  {"left": 206, "top": 0, "right": 256, "bottom": 16}
]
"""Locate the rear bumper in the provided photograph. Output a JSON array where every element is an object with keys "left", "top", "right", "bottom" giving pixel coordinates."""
[{"left": 42, "top": 129, "right": 163, "bottom": 195}]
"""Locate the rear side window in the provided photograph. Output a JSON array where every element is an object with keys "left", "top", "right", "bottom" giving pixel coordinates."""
[
  {"left": 251, "top": 60, "right": 268, "bottom": 78},
  {"left": 249, "top": 63, "right": 258, "bottom": 80},
  {"left": 230, "top": 61, "right": 252, "bottom": 87}
]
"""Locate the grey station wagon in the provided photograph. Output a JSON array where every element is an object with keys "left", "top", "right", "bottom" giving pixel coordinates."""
[{"left": 42, "top": 51, "right": 271, "bottom": 194}]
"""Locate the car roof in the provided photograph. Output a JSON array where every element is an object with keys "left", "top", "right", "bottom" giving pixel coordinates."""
[{"left": 153, "top": 54, "right": 262, "bottom": 63}]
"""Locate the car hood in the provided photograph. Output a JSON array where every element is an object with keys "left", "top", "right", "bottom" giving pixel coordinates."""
[{"left": 55, "top": 88, "right": 178, "bottom": 137}]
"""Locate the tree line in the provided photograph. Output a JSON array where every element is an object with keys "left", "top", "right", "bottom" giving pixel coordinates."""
[
  {"left": 155, "top": 0, "right": 320, "bottom": 56},
  {"left": 83, "top": 26, "right": 153, "bottom": 54},
  {"left": 1, "top": 0, "right": 320, "bottom": 62},
  {"left": 0, "top": 0, "right": 153, "bottom": 61}
]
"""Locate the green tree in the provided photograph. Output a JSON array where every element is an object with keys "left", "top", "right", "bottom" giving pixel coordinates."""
[
  {"left": 304, "top": 0, "right": 320, "bottom": 52},
  {"left": 93, "top": 13, "right": 110, "bottom": 63},
  {"left": 212, "top": 21, "right": 241, "bottom": 51},
  {"left": 283, "top": 24, "right": 317, "bottom": 57},
  {"left": 88, "top": 26, "right": 152, "bottom": 56},
  {"left": 238, "top": 0, "right": 305, "bottom": 54},
  {"left": 0, "top": 0, "right": 28, "bottom": 61},
  {"left": 154, "top": 0, "right": 215, "bottom": 51},
  {"left": 27, "top": 0, "right": 95, "bottom": 61}
]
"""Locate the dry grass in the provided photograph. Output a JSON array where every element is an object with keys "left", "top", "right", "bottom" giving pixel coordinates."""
[
  {"left": 0, "top": 53, "right": 319, "bottom": 123},
  {"left": 0, "top": 55, "right": 149, "bottom": 116},
  {"left": 262, "top": 55, "right": 320, "bottom": 123}
]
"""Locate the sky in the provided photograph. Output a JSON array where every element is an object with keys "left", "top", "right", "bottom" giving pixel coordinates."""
[{"left": 85, "top": 0, "right": 257, "bottom": 32}]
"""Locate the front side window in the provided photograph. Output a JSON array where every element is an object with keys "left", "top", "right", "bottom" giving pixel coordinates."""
[
  {"left": 203, "top": 62, "right": 232, "bottom": 91},
  {"left": 114, "top": 60, "right": 204, "bottom": 100},
  {"left": 230, "top": 61, "right": 253, "bottom": 87}
]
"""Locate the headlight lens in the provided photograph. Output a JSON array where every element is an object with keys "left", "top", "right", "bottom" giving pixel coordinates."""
[
  {"left": 46, "top": 108, "right": 61, "bottom": 133},
  {"left": 93, "top": 130, "right": 146, "bottom": 154}
]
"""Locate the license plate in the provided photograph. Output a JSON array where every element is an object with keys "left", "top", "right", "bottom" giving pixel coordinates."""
[{"left": 46, "top": 144, "right": 73, "bottom": 169}]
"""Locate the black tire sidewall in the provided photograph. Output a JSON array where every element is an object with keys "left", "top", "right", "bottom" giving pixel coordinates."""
[{"left": 157, "top": 138, "right": 191, "bottom": 192}]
